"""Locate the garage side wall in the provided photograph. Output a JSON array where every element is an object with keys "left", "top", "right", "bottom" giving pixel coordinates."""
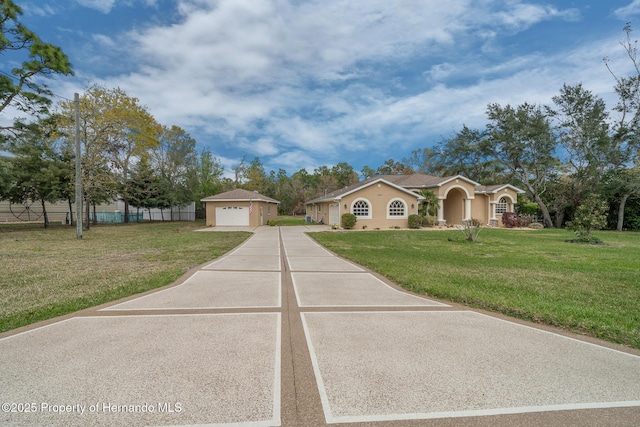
[
  {"left": 249, "top": 201, "right": 277, "bottom": 227},
  {"left": 205, "top": 201, "right": 214, "bottom": 226}
]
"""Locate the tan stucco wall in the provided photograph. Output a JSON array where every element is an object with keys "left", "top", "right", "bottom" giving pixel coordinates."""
[
  {"left": 310, "top": 202, "right": 328, "bottom": 224},
  {"left": 305, "top": 180, "right": 522, "bottom": 229},
  {"left": 471, "top": 194, "right": 490, "bottom": 225},
  {"left": 471, "top": 188, "right": 518, "bottom": 227},
  {"left": 308, "top": 182, "right": 420, "bottom": 229},
  {"left": 405, "top": 180, "right": 522, "bottom": 227},
  {"left": 205, "top": 201, "right": 277, "bottom": 226},
  {"left": 432, "top": 179, "right": 476, "bottom": 200},
  {"left": 488, "top": 188, "right": 519, "bottom": 226},
  {"left": 407, "top": 178, "right": 478, "bottom": 226}
]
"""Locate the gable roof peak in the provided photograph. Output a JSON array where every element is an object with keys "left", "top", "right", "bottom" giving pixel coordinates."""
[
  {"left": 305, "top": 176, "right": 424, "bottom": 204},
  {"left": 200, "top": 188, "right": 280, "bottom": 203}
]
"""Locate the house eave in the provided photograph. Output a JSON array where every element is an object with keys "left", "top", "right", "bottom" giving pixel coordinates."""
[
  {"left": 343, "top": 178, "right": 425, "bottom": 199},
  {"left": 475, "top": 184, "right": 526, "bottom": 195},
  {"left": 437, "top": 175, "right": 482, "bottom": 187},
  {"left": 201, "top": 198, "right": 280, "bottom": 204}
]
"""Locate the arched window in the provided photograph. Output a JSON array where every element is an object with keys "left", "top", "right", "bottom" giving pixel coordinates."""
[
  {"left": 496, "top": 197, "right": 509, "bottom": 214},
  {"left": 388, "top": 199, "right": 405, "bottom": 217},
  {"left": 352, "top": 199, "right": 370, "bottom": 217}
]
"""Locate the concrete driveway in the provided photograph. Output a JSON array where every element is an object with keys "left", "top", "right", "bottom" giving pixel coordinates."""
[{"left": 1, "top": 226, "right": 639, "bottom": 426}]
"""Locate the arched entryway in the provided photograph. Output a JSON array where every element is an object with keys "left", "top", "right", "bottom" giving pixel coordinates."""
[{"left": 443, "top": 188, "right": 465, "bottom": 225}]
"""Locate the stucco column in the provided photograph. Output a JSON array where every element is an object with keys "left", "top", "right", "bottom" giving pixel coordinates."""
[
  {"left": 437, "top": 198, "right": 445, "bottom": 225},
  {"left": 464, "top": 199, "right": 471, "bottom": 220},
  {"left": 490, "top": 201, "right": 496, "bottom": 220}
]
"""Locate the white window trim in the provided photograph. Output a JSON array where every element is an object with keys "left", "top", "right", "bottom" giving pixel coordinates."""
[
  {"left": 351, "top": 198, "right": 372, "bottom": 219},
  {"left": 386, "top": 198, "right": 407, "bottom": 219},
  {"left": 495, "top": 197, "right": 509, "bottom": 215}
]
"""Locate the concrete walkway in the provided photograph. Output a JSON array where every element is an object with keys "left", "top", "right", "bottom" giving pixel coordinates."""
[{"left": 1, "top": 226, "right": 640, "bottom": 426}]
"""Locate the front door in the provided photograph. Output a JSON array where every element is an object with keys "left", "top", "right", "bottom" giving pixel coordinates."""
[{"left": 329, "top": 204, "right": 339, "bottom": 226}]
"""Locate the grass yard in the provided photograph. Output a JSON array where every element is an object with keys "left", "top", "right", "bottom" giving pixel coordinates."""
[
  {"left": 310, "top": 228, "right": 640, "bottom": 349},
  {"left": 276, "top": 215, "right": 307, "bottom": 226},
  {"left": 0, "top": 221, "right": 250, "bottom": 333}
]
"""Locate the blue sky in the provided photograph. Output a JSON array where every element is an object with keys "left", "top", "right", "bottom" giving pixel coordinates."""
[{"left": 6, "top": 0, "right": 640, "bottom": 177}]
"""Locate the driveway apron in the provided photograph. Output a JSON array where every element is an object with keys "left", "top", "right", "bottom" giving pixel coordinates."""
[{"left": 1, "top": 225, "right": 640, "bottom": 426}]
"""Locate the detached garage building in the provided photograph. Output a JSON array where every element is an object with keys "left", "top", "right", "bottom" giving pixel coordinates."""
[{"left": 201, "top": 189, "right": 280, "bottom": 227}]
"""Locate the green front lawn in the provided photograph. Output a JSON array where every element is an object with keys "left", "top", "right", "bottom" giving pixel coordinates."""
[
  {"left": 0, "top": 221, "right": 250, "bottom": 333},
  {"left": 310, "top": 228, "right": 640, "bottom": 349},
  {"left": 276, "top": 215, "right": 307, "bottom": 226}
]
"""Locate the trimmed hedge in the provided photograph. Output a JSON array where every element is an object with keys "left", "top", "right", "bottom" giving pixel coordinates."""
[
  {"left": 408, "top": 214, "right": 423, "bottom": 229},
  {"left": 342, "top": 213, "right": 357, "bottom": 229},
  {"left": 409, "top": 215, "right": 436, "bottom": 228}
]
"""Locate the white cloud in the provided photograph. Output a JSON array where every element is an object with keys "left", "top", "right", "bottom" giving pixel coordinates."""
[
  {"left": 91, "top": 34, "right": 116, "bottom": 48},
  {"left": 125, "top": 0, "right": 479, "bottom": 89},
  {"left": 238, "top": 137, "right": 279, "bottom": 157},
  {"left": 56, "top": 0, "right": 624, "bottom": 172},
  {"left": 76, "top": 0, "right": 117, "bottom": 14},
  {"left": 492, "top": 1, "right": 580, "bottom": 31},
  {"left": 266, "top": 150, "right": 318, "bottom": 172},
  {"left": 425, "top": 63, "right": 458, "bottom": 82},
  {"left": 21, "top": 3, "right": 57, "bottom": 17},
  {"left": 266, "top": 116, "right": 335, "bottom": 154},
  {"left": 75, "top": 0, "right": 158, "bottom": 14},
  {"left": 284, "top": 36, "right": 626, "bottom": 157},
  {"left": 614, "top": 0, "right": 640, "bottom": 19}
]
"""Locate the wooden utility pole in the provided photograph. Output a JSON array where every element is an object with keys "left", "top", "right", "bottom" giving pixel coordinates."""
[{"left": 74, "top": 93, "right": 83, "bottom": 240}]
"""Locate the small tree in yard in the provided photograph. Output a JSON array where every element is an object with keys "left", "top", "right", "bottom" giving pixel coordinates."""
[
  {"left": 567, "top": 195, "right": 608, "bottom": 243},
  {"left": 457, "top": 218, "right": 483, "bottom": 242},
  {"left": 419, "top": 189, "right": 439, "bottom": 216}
]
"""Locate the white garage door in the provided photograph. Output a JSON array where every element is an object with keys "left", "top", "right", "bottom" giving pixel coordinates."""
[{"left": 216, "top": 206, "right": 250, "bottom": 226}]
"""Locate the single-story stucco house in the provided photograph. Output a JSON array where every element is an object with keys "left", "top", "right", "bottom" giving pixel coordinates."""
[
  {"left": 304, "top": 174, "right": 524, "bottom": 229},
  {"left": 201, "top": 189, "right": 280, "bottom": 227}
]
